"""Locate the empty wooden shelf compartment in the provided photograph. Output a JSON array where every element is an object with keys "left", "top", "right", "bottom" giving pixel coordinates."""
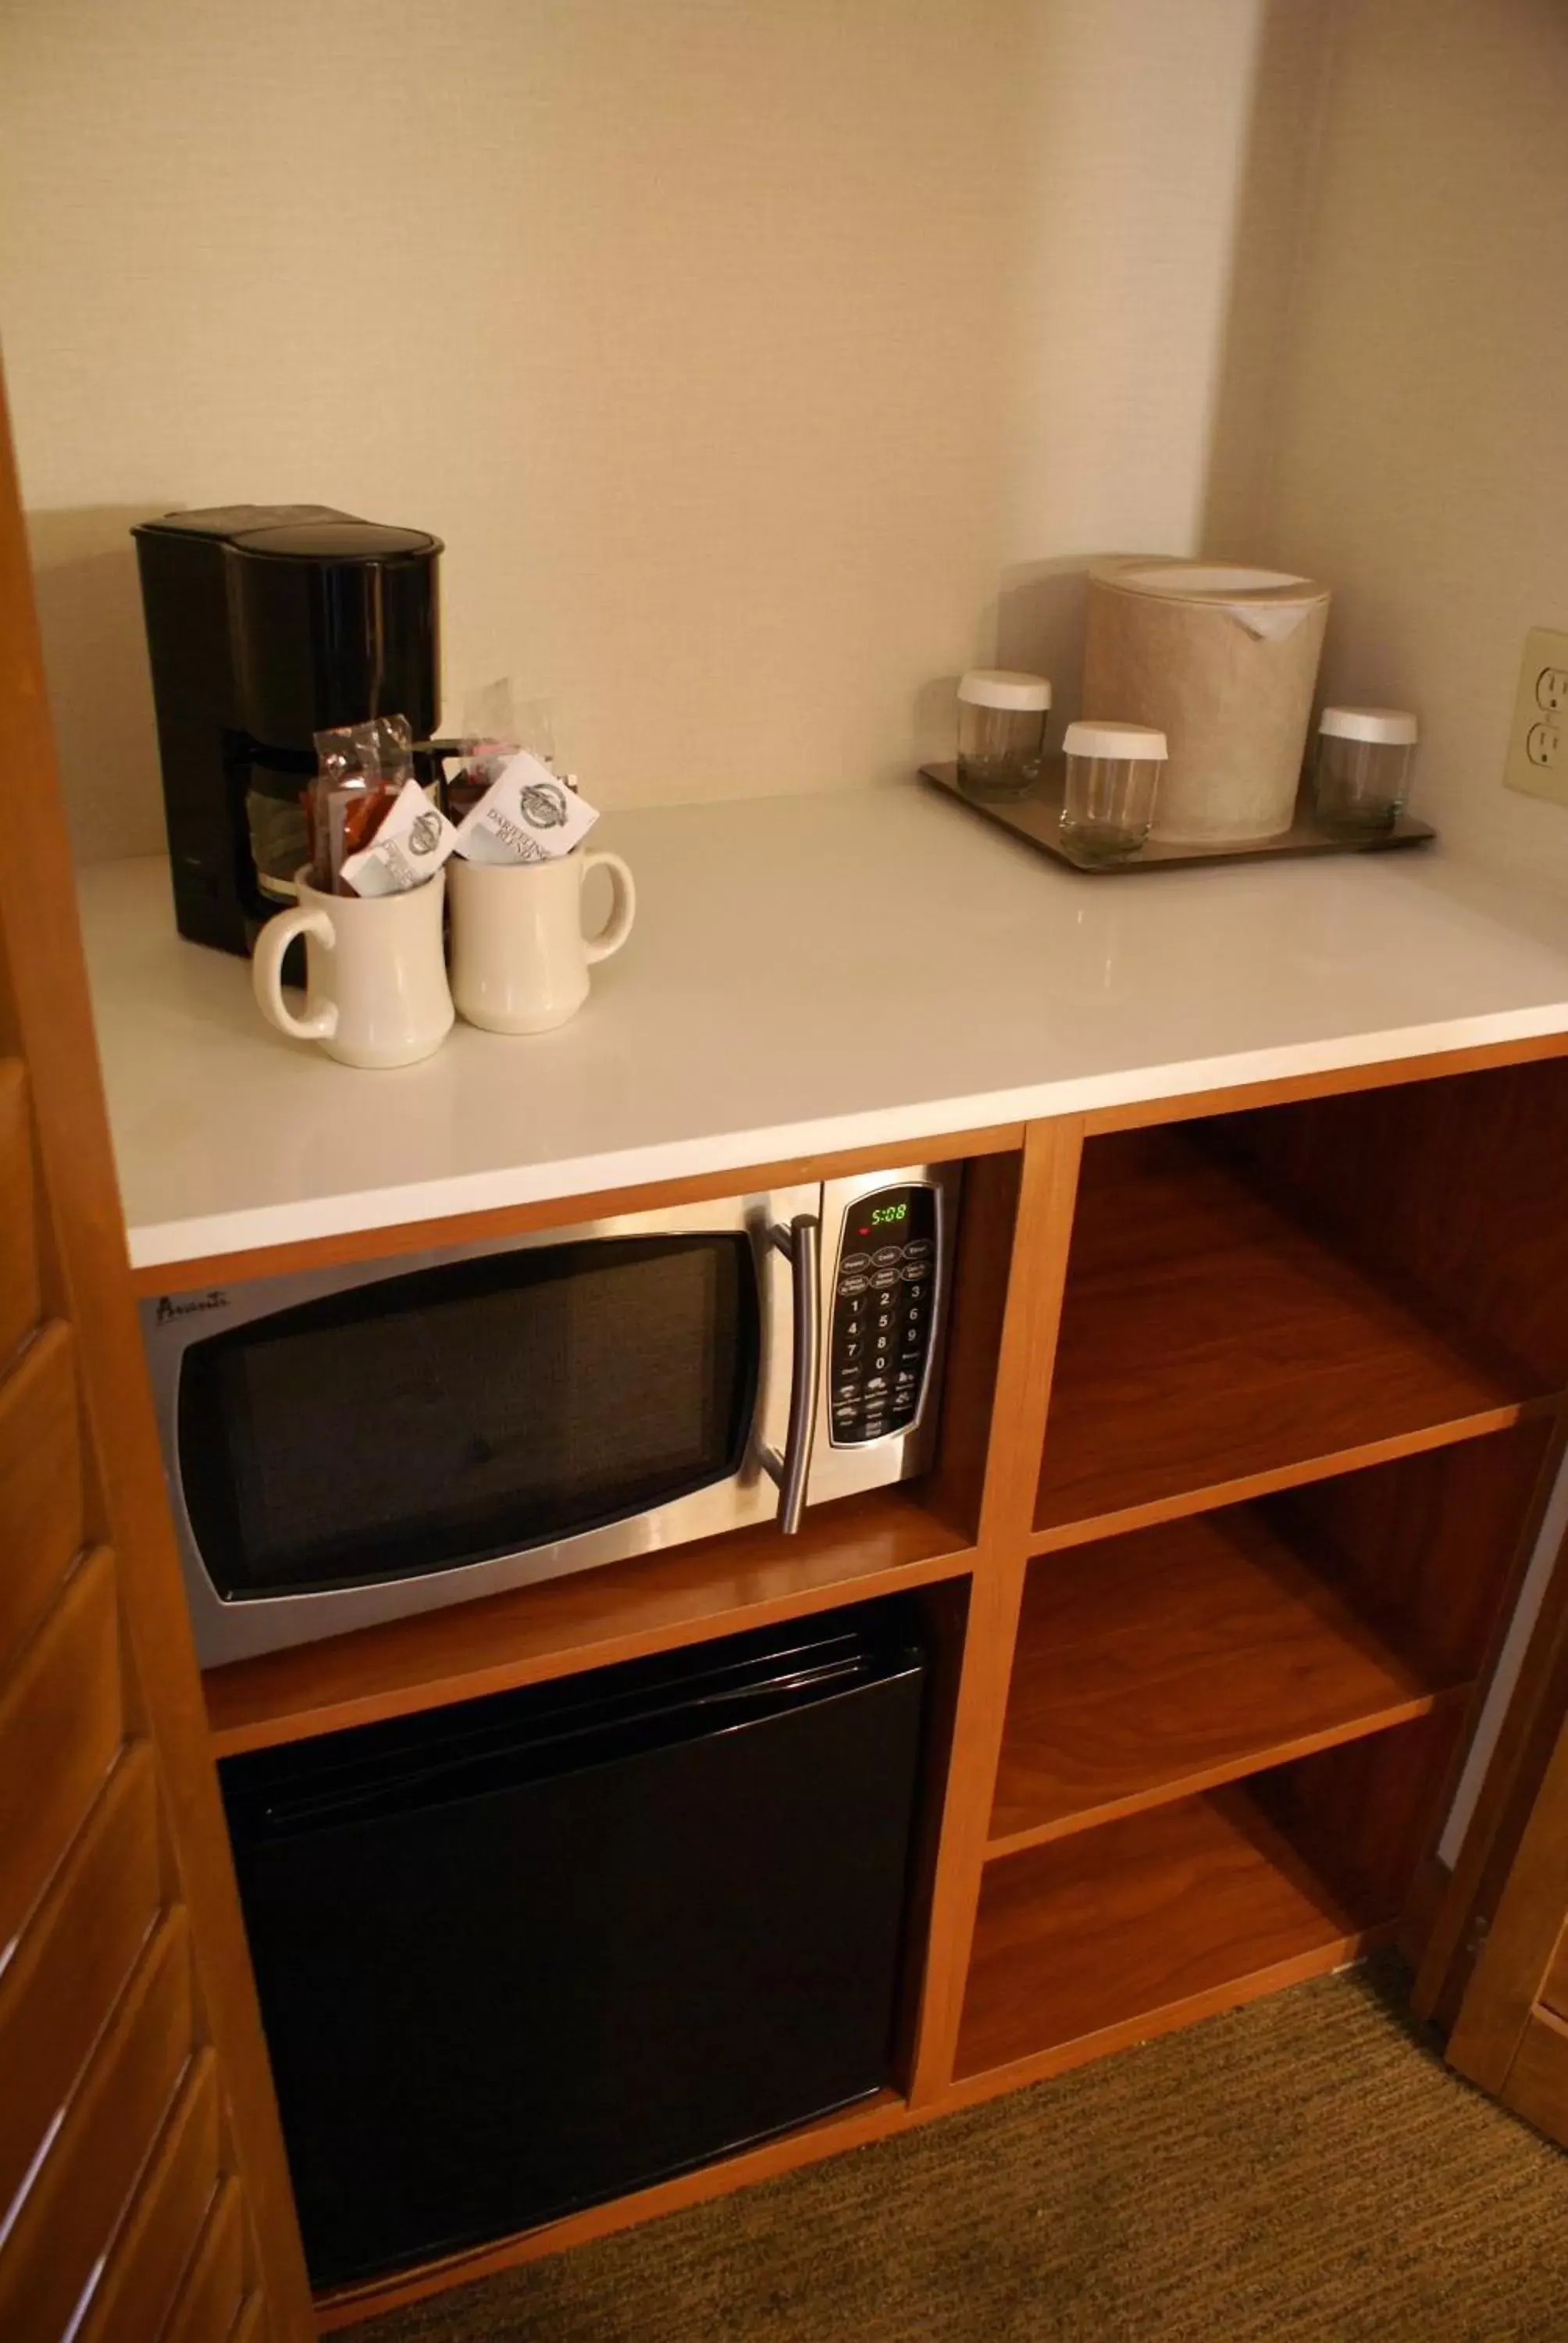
[
  {"left": 957, "top": 1709, "right": 1461, "bottom": 2086},
  {"left": 956, "top": 1783, "right": 1384, "bottom": 2084},
  {"left": 990, "top": 1506, "right": 1449, "bottom": 1854},
  {"left": 1035, "top": 1125, "right": 1544, "bottom": 1543}
]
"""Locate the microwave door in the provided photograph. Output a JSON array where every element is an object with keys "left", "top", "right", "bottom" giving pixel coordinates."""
[{"left": 159, "top": 1183, "right": 825, "bottom": 1666}]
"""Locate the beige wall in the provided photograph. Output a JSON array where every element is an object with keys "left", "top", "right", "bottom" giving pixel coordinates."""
[
  {"left": 1239, "top": 0, "right": 1568, "bottom": 1863},
  {"left": 13, "top": 1, "right": 1559, "bottom": 881},
  {"left": 1249, "top": 0, "right": 1568, "bottom": 891},
  {"left": 0, "top": 0, "right": 1288, "bottom": 858}
]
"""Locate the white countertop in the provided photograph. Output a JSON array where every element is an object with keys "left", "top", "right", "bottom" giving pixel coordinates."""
[{"left": 77, "top": 786, "right": 1568, "bottom": 1271}]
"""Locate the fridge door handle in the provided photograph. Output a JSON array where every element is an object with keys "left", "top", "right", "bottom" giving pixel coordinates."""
[{"left": 761, "top": 1213, "right": 822, "bottom": 1534}]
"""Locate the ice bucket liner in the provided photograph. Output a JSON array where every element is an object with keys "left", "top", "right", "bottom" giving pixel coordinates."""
[{"left": 1083, "top": 558, "right": 1331, "bottom": 843}]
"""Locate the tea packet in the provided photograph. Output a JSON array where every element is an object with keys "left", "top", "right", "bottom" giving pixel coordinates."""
[
  {"left": 340, "top": 778, "right": 458, "bottom": 897},
  {"left": 307, "top": 716, "right": 415, "bottom": 893},
  {"left": 440, "top": 684, "right": 561, "bottom": 822},
  {"left": 442, "top": 739, "right": 517, "bottom": 826},
  {"left": 454, "top": 751, "right": 600, "bottom": 865}
]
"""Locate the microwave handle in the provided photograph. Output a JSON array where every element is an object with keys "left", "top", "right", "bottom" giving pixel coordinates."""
[{"left": 761, "top": 1213, "right": 822, "bottom": 1534}]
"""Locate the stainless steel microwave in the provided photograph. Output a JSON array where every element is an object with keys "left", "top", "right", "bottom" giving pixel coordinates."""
[{"left": 141, "top": 1165, "right": 959, "bottom": 1667}]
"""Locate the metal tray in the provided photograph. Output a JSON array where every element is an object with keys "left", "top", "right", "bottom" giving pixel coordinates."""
[{"left": 918, "top": 761, "right": 1436, "bottom": 874}]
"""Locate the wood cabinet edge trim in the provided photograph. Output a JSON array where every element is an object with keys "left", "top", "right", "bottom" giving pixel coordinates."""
[
  {"left": 1082, "top": 1031, "right": 1568, "bottom": 1136},
  {"left": 128, "top": 1125, "right": 1026, "bottom": 1296},
  {"left": 204, "top": 1542, "right": 980, "bottom": 1758},
  {"left": 907, "top": 1116, "right": 1085, "bottom": 2103}
]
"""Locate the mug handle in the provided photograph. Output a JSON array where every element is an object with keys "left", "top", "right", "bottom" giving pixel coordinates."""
[
  {"left": 581, "top": 851, "right": 636, "bottom": 965},
  {"left": 251, "top": 905, "right": 338, "bottom": 1042}
]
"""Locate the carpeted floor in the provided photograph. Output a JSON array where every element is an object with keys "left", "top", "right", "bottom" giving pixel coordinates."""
[{"left": 351, "top": 1960, "right": 1567, "bottom": 2343}]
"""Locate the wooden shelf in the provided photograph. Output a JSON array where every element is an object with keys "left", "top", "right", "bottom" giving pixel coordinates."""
[
  {"left": 990, "top": 1507, "right": 1449, "bottom": 1855},
  {"left": 955, "top": 1782, "right": 1395, "bottom": 2085},
  {"left": 205, "top": 1488, "right": 971, "bottom": 1758},
  {"left": 1035, "top": 1127, "right": 1544, "bottom": 1545}
]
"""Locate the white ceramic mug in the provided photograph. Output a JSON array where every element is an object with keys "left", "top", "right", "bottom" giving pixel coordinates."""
[
  {"left": 252, "top": 868, "right": 454, "bottom": 1068},
  {"left": 448, "top": 849, "right": 636, "bottom": 1034}
]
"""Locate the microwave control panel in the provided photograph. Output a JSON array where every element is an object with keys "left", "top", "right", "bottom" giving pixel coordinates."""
[{"left": 829, "top": 1183, "right": 939, "bottom": 1446}]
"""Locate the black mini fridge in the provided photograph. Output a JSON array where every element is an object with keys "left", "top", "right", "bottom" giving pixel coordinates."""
[{"left": 221, "top": 1600, "right": 926, "bottom": 2287}]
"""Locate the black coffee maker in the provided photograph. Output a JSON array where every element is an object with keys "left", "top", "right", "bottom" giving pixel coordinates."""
[{"left": 133, "top": 505, "right": 442, "bottom": 954}]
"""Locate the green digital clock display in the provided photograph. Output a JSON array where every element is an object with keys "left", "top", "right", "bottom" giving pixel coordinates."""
[{"left": 869, "top": 1203, "right": 908, "bottom": 1226}]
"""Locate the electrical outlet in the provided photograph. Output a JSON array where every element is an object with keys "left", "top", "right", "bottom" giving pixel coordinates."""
[{"left": 1504, "top": 627, "right": 1568, "bottom": 804}]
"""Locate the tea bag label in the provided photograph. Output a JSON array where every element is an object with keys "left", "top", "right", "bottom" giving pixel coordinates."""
[
  {"left": 454, "top": 751, "right": 600, "bottom": 865},
  {"left": 340, "top": 779, "right": 458, "bottom": 897}
]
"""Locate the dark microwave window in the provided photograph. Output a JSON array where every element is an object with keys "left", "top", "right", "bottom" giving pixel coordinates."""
[{"left": 177, "top": 1236, "right": 759, "bottom": 1600}]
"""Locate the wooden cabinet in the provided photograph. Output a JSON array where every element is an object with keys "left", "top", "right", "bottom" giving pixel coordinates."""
[
  {"left": 947, "top": 1069, "right": 1568, "bottom": 2106},
  {"left": 0, "top": 389, "right": 313, "bottom": 2339},
  {"left": 173, "top": 1055, "right": 1568, "bottom": 2329}
]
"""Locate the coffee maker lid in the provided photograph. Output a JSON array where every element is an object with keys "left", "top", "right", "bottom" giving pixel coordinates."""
[{"left": 229, "top": 519, "right": 441, "bottom": 565}]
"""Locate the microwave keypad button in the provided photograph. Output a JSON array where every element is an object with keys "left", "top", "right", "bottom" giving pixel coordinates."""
[
  {"left": 901, "top": 1266, "right": 927, "bottom": 1286},
  {"left": 870, "top": 1268, "right": 900, "bottom": 1289},
  {"left": 871, "top": 1246, "right": 903, "bottom": 1266},
  {"left": 842, "top": 1252, "right": 871, "bottom": 1272},
  {"left": 837, "top": 1275, "right": 868, "bottom": 1297},
  {"left": 904, "top": 1238, "right": 934, "bottom": 1261}
]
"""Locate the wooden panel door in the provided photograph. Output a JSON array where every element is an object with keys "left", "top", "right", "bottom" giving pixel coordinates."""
[
  {"left": 1447, "top": 1696, "right": 1568, "bottom": 2146},
  {"left": 0, "top": 373, "right": 314, "bottom": 2338}
]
